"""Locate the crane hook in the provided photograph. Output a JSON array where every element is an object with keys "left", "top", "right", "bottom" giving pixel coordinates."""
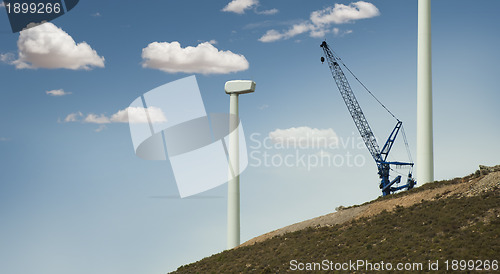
[{"left": 321, "top": 56, "right": 325, "bottom": 64}]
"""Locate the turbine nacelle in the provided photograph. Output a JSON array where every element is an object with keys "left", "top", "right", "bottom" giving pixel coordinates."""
[{"left": 225, "top": 80, "right": 256, "bottom": 95}]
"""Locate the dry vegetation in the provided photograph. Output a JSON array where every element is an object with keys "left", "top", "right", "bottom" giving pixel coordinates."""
[{"left": 172, "top": 165, "right": 500, "bottom": 273}]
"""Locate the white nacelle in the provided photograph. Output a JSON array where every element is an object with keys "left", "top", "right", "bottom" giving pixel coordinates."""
[{"left": 225, "top": 80, "right": 256, "bottom": 95}]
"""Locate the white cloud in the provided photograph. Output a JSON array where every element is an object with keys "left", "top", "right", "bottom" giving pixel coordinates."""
[
  {"left": 111, "top": 106, "right": 167, "bottom": 124},
  {"left": 84, "top": 113, "right": 111, "bottom": 124},
  {"left": 222, "top": 0, "right": 258, "bottom": 14},
  {"left": 197, "top": 39, "right": 217, "bottom": 45},
  {"left": 332, "top": 27, "right": 353, "bottom": 37},
  {"left": 269, "top": 127, "right": 339, "bottom": 148},
  {"left": 259, "top": 22, "right": 313, "bottom": 42},
  {"left": 91, "top": 12, "right": 101, "bottom": 17},
  {"left": 286, "top": 23, "right": 313, "bottom": 37},
  {"left": 12, "top": 22, "right": 105, "bottom": 70},
  {"left": 0, "top": 137, "right": 10, "bottom": 141},
  {"left": 310, "top": 1, "right": 380, "bottom": 25},
  {"left": 64, "top": 107, "right": 167, "bottom": 125},
  {"left": 310, "top": 28, "right": 330, "bottom": 38},
  {"left": 0, "top": 2, "right": 5, "bottom": 8},
  {"left": 94, "top": 125, "right": 107, "bottom": 132},
  {"left": 0, "top": 53, "right": 15, "bottom": 64},
  {"left": 259, "top": 1, "right": 379, "bottom": 42},
  {"left": 222, "top": 0, "right": 278, "bottom": 15},
  {"left": 258, "top": 104, "right": 269, "bottom": 110},
  {"left": 259, "top": 30, "right": 285, "bottom": 43},
  {"left": 64, "top": 112, "right": 83, "bottom": 122},
  {"left": 46, "top": 89, "right": 71, "bottom": 96},
  {"left": 256, "top": 8, "right": 279, "bottom": 15},
  {"left": 141, "top": 41, "right": 249, "bottom": 74}
]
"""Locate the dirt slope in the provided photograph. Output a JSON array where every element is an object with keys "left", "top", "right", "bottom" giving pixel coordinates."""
[
  {"left": 240, "top": 165, "right": 500, "bottom": 247},
  {"left": 172, "top": 165, "right": 500, "bottom": 273}
]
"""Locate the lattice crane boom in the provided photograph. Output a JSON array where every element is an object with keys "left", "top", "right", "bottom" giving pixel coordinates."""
[
  {"left": 320, "top": 41, "right": 416, "bottom": 196},
  {"left": 320, "top": 41, "right": 383, "bottom": 164}
]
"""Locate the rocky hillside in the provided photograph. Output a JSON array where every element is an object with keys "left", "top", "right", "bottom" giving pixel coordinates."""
[{"left": 172, "top": 165, "right": 500, "bottom": 273}]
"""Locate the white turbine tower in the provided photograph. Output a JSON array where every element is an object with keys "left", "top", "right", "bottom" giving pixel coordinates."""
[
  {"left": 417, "top": 0, "right": 434, "bottom": 184},
  {"left": 225, "top": 80, "right": 256, "bottom": 249}
]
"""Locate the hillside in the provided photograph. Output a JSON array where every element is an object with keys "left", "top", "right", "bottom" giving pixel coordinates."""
[{"left": 172, "top": 165, "right": 500, "bottom": 273}]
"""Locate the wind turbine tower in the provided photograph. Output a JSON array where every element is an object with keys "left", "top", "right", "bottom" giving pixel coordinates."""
[
  {"left": 225, "top": 80, "right": 256, "bottom": 249},
  {"left": 417, "top": 0, "right": 434, "bottom": 184}
]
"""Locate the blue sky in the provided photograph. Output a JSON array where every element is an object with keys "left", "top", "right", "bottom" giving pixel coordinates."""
[{"left": 1, "top": 0, "right": 499, "bottom": 273}]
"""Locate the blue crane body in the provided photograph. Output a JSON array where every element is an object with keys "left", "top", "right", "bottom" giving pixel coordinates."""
[{"left": 320, "top": 41, "right": 416, "bottom": 196}]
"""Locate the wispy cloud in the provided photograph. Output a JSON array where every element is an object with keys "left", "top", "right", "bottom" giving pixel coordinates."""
[
  {"left": 258, "top": 104, "right": 269, "bottom": 110},
  {"left": 332, "top": 27, "right": 353, "bottom": 37},
  {"left": 0, "top": 53, "right": 15, "bottom": 64},
  {"left": 256, "top": 8, "right": 278, "bottom": 15},
  {"left": 259, "top": 22, "right": 312, "bottom": 42},
  {"left": 0, "top": 2, "right": 5, "bottom": 8},
  {"left": 259, "top": 1, "right": 379, "bottom": 42},
  {"left": 94, "top": 125, "right": 107, "bottom": 132},
  {"left": 63, "top": 107, "right": 168, "bottom": 126},
  {"left": 222, "top": 0, "right": 278, "bottom": 15},
  {"left": 46, "top": 89, "right": 71, "bottom": 96},
  {"left": 0, "top": 137, "right": 10, "bottom": 141},
  {"left": 91, "top": 12, "right": 101, "bottom": 17},
  {"left": 84, "top": 113, "right": 111, "bottom": 124},
  {"left": 110, "top": 106, "right": 167, "bottom": 124},
  {"left": 64, "top": 112, "right": 83, "bottom": 122}
]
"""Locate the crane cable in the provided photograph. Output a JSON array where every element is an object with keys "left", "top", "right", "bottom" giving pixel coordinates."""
[
  {"left": 401, "top": 125, "right": 413, "bottom": 163},
  {"left": 331, "top": 49, "right": 399, "bottom": 121},
  {"left": 330, "top": 48, "right": 414, "bottom": 164}
]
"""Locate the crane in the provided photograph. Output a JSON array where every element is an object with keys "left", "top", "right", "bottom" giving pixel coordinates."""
[{"left": 320, "top": 41, "right": 416, "bottom": 196}]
